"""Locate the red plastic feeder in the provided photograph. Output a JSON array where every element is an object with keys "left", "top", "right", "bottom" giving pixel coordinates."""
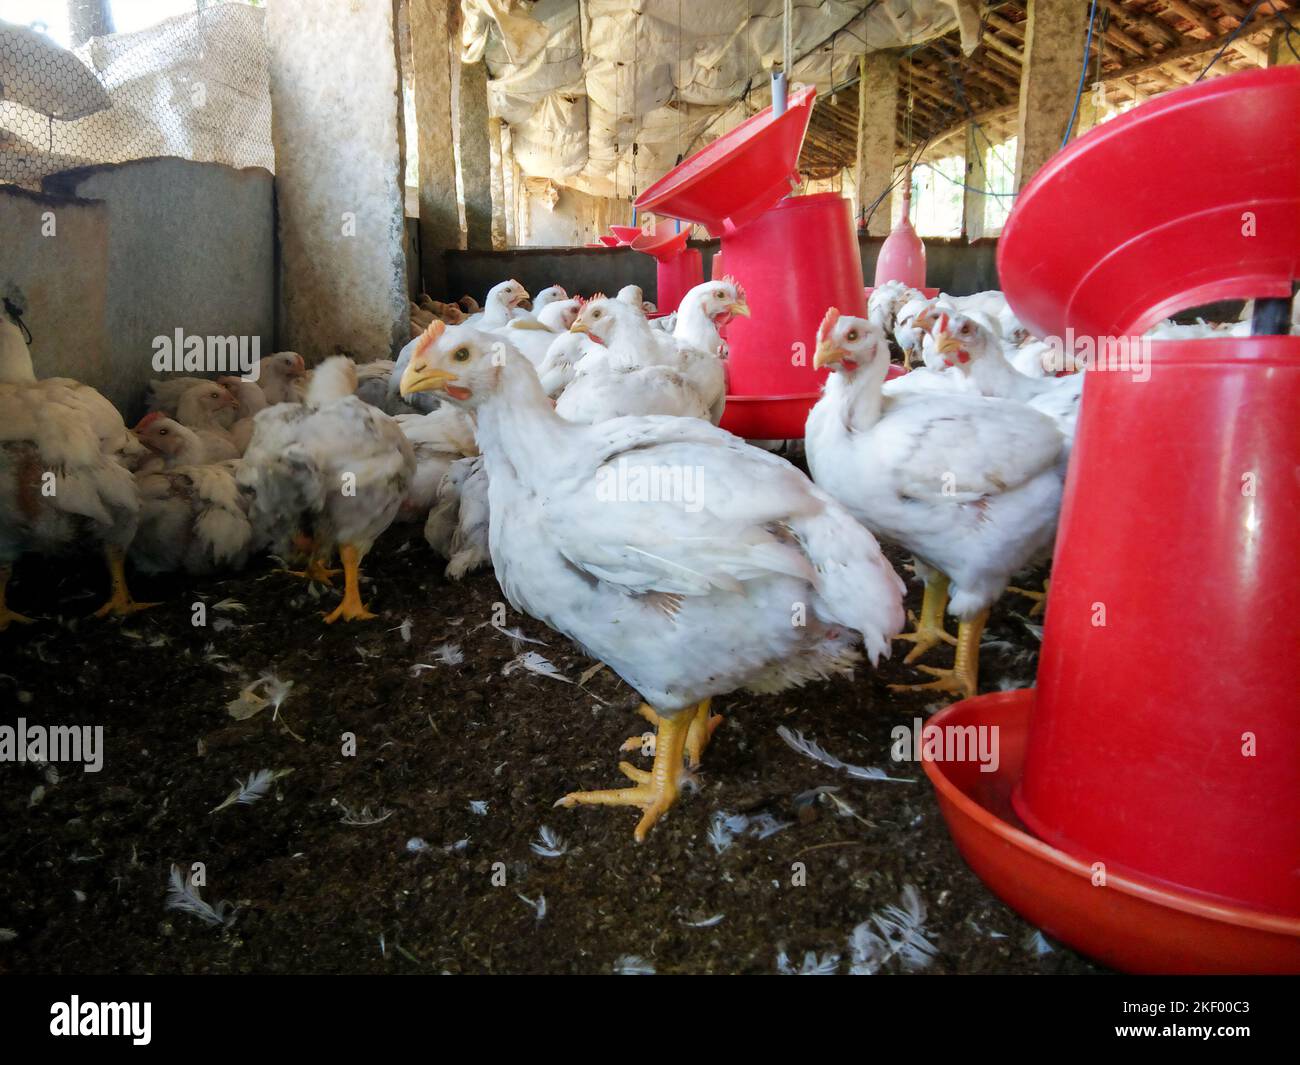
[
  {"left": 609, "top": 224, "right": 642, "bottom": 245},
  {"left": 635, "top": 86, "right": 866, "bottom": 438},
  {"left": 631, "top": 222, "right": 701, "bottom": 315},
  {"left": 923, "top": 67, "right": 1300, "bottom": 973}
]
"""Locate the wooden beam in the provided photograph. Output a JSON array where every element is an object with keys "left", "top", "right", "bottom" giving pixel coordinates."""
[
  {"left": 409, "top": 0, "right": 459, "bottom": 294},
  {"left": 962, "top": 121, "right": 987, "bottom": 240}
]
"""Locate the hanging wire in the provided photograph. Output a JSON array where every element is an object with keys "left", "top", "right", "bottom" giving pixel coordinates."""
[
  {"left": 1060, "top": 0, "right": 1099, "bottom": 150},
  {"left": 1196, "top": 0, "right": 1268, "bottom": 81}
]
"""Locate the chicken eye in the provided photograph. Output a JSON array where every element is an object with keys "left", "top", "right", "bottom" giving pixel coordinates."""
[
  {"left": 592, "top": 310, "right": 602, "bottom": 319},
  {"left": 714, "top": 290, "right": 725, "bottom": 298},
  {"left": 847, "top": 329, "right": 858, "bottom": 342},
  {"left": 452, "top": 348, "right": 471, "bottom": 363},
  {"left": 159, "top": 428, "right": 168, "bottom": 435}
]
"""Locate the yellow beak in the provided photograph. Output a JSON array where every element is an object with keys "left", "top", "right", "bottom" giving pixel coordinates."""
[
  {"left": 813, "top": 340, "right": 848, "bottom": 370},
  {"left": 399, "top": 361, "right": 460, "bottom": 397},
  {"left": 569, "top": 319, "right": 590, "bottom": 334},
  {"left": 730, "top": 300, "right": 751, "bottom": 317},
  {"left": 932, "top": 332, "right": 960, "bottom": 356}
]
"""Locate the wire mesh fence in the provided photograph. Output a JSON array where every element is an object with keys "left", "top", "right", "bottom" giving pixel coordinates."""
[{"left": 0, "top": 1, "right": 272, "bottom": 190}]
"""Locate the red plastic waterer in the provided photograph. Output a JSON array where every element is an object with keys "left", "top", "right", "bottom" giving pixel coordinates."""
[
  {"left": 630, "top": 222, "right": 701, "bottom": 315},
  {"left": 636, "top": 85, "right": 867, "bottom": 438},
  {"left": 872, "top": 181, "right": 927, "bottom": 289},
  {"left": 922, "top": 67, "right": 1300, "bottom": 973}
]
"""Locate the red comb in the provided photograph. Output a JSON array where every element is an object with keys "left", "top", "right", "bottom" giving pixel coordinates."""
[
  {"left": 414, "top": 318, "right": 445, "bottom": 357},
  {"left": 817, "top": 307, "right": 841, "bottom": 344},
  {"left": 135, "top": 411, "right": 166, "bottom": 431}
]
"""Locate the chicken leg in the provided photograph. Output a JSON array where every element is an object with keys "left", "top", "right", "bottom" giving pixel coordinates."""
[
  {"left": 894, "top": 573, "right": 957, "bottom": 664},
  {"left": 557, "top": 703, "right": 696, "bottom": 841},
  {"left": 1007, "top": 578, "right": 1051, "bottom": 617},
  {"left": 620, "top": 699, "right": 723, "bottom": 769},
  {"left": 285, "top": 533, "right": 341, "bottom": 585},
  {"left": 322, "top": 543, "right": 376, "bottom": 624},
  {"left": 92, "top": 545, "right": 159, "bottom": 619},
  {"left": 889, "top": 608, "right": 988, "bottom": 701},
  {"left": 0, "top": 564, "right": 35, "bottom": 631}
]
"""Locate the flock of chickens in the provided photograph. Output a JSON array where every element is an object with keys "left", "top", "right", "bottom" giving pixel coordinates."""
[{"left": 0, "top": 272, "right": 1235, "bottom": 840}]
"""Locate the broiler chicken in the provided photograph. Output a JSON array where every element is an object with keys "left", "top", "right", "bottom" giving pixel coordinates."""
[
  {"left": 174, "top": 381, "right": 241, "bottom": 462},
  {"left": 806, "top": 310, "right": 1065, "bottom": 699},
  {"left": 424, "top": 454, "right": 491, "bottom": 579},
  {"left": 238, "top": 355, "right": 415, "bottom": 623},
  {"left": 559, "top": 297, "right": 727, "bottom": 424},
  {"left": 0, "top": 300, "right": 151, "bottom": 624},
  {"left": 131, "top": 418, "right": 252, "bottom": 575},
  {"left": 393, "top": 405, "right": 478, "bottom": 522},
  {"left": 399, "top": 321, "right": 904, "bottom": 840},
  {"left": 469, "top": 280, "right": 530, "bottom": 329}
]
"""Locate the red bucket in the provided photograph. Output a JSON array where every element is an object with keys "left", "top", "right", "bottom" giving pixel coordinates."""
[
  {"left": 718, "top": 193, "right": 865, "bottom": 438},
  {"left": 1015, "top": 337, "right": 1300, "bottom": 917}
]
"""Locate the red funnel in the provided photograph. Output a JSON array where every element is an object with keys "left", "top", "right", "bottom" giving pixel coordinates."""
[
  {"left": 630, "top": 222, "right": 690, "bottom": 262},
  {"left": 609, "top": 224, "right": 642, "bottom": 245},
  {"left": 873, "top": 185, "right": 927, "bottom": 289},
  {"left": 998, "top": 66, "right": 1300, "bottom": 340},
  {"left": 635, "top": 86, "right": 817, "bottom": 237}
]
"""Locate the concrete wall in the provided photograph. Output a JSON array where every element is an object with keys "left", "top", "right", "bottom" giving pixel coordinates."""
[
  {"left": 444, "top": 235, "right": 1001, "bottom": 306},
  {"left": 0, "top": 157, "right": 275, "bottom": 417}
]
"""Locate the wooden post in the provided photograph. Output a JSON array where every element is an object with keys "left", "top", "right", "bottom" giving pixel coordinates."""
[
  {"left": 962, "top": 122, "right": 986, "bottom": 241},
  {"left": 457, "top": 55, "right": 494, "bottom": 250},
  {"left": 409, "top": 0, "right": 459, "bottom": 296},
  {"left": 489, "top": 117, "right": 508, "bottom": 250},
  {"left": 855, "top": 51, "right": 900, "bottom": 237},
  {"left": 1015, "top": 0, "right": 1091, "bottom": 190},
  {"left": 1269, "top": 23, "right": 1300, "bottom": 66}
]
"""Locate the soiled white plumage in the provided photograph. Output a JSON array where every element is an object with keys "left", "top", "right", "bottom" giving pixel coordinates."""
[
  {"left": 467, "top": 279, "right": 530, "bottom": 329},
  {"left": 0, "top": 313, "right": 140, "bottom": 578},
  {"left": 131, "top": 460, "right": 253, "bottom": 575},
  {"left": 393, "top": 407, "right": 478, "bottom": 521},
  {"left": 806, "top": 314, "right": 1064, "bottom": 621},
  {"left": 174, "top": 382, "right": 241, "bottom": 462},
  {"left": 400, "top": 326, "right": 905, "bottom": 712},
  {"left": 424, "top": 454, "right": 491, "bottom": 580},
  {"left": 238, "top": 356, "right": 414, "bottom": 560}
]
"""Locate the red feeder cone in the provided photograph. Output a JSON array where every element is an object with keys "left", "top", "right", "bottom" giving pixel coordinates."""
[
  {"left": 922, "top": 67, "right": 1300, "bottom": 973},
  {"left": 630, "top": 222, "right": 701, "bottom": 315},
  {"left": 636, "top": 85, "right": 865, "bottom": 438}
]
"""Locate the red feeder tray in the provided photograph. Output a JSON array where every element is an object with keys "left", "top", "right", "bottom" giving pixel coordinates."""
[
  {"left": 597, "top": 235, "right": 620, "bottom": 247},
  {"left": 635, "top": 85, "right": 817, "bottom": 238},
  {"left": 609, "top": 224, "right": 642, "bottom": 245},
  {"left": 923, "top": 692, "right": 1300, "bottom": 974},
  {"left": 630, "top": 222, "right": 701, "bottom": 315},
  {"left": 923, "top": 67, "right": 1300, "bottom": 973}
]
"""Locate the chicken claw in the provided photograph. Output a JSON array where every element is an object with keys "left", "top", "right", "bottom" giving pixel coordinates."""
[
  {"left": 621, "top": 700, "right": 722, "bottom": 770},
  {"left": 888, "top": 609, "right": 988, "bottom": 702},
  {"left": 1007, "top": 579, "right": 1050, "bottom": 617},
  {"left": 287, "top": 558, "right": 342, "bottom": 586},
  {"left": 894, "top": 574, "right": 956, "bottom": 664},
  {"left": 557, "top": 707, "right": 693, "bottom": 841},
  {"left": 92, "top": 546, "right": 160, "bottom": 619},
  {"left": 322, "top": 544, "right": 377, "bottom": 623}
]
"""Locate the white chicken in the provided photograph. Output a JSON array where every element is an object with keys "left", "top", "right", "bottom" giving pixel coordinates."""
[
  {"left": 560, "top": 297, "right": 727, "bottom": 425},
  {"left": 216, "top": 375, "right": 269, "bottom": 452},
  {"left": 867, "top": 279, "right": 923, "bottom": 334},
  {"left": 494, "top": 298, "right": 582, "bottom": 367},
  {"left": 806, "top": 309, "right": 1065, "bottom": 699},
  {"left": 399, "top": 321, "right": 904, "bottom": 840},
  {"left": 468, "top": 279, "right": 530, "bottom": 329},
  {"left": 146, "top": 351, "right": 305, "bottom": 415},
  {"left": 393, "top": 406, "right": 478, "bottom": 522},
  {"left": 131, "top": 419, "right": 252, "bottom": 576},
  {"left": 0, "top": 300, "right": 150, "bottom": 624},
  {"left": 238, "top": 355, "right": 415, "bottom": 623},
  {"left": 173, "top": 381, "right": 241, "bottom": 462},
  {"left": 424, "top": 454, "right": 492, "bottom": 580}
]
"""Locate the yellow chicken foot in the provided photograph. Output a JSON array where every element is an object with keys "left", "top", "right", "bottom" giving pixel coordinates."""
[
  {"left": 92, "top": 546, "right": 160, "bottom": 619},
  {"left": 557, "top": 707, "right": 693, "bottom": 842},
  {"left": 620, "top": 699, "right": 722, "bottom": 769},
  {"left": 889, "top": 609, "right": 988, "bottom": 701},
  {"left": 894, "top": 573, "right": 957, "bottom": 664},
  {"left": 287, "top": 558, "right": 342, "bottom": 585},
  {"left": 1007, "top": 578, "right": 1051, "bottom": 617},
  {"left": 0, "top": 565, "right": 35, "bottom": 631},
  {"left": 322, "top": 544, "right": 376, "bottom": 623}
]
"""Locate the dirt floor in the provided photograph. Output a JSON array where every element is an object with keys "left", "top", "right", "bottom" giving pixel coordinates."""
[{"left": 0, "top": 527, "right": 1102, "bottom": 975}]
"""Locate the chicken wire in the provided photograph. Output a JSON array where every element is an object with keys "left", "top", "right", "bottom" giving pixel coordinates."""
[{"left": 0, "top": 1, "right": 272, "bottom": 190}]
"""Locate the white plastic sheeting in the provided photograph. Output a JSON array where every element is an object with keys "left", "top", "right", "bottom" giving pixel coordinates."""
[{"left": 465, "top": 0, "right": 980, "bottom": 199}]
